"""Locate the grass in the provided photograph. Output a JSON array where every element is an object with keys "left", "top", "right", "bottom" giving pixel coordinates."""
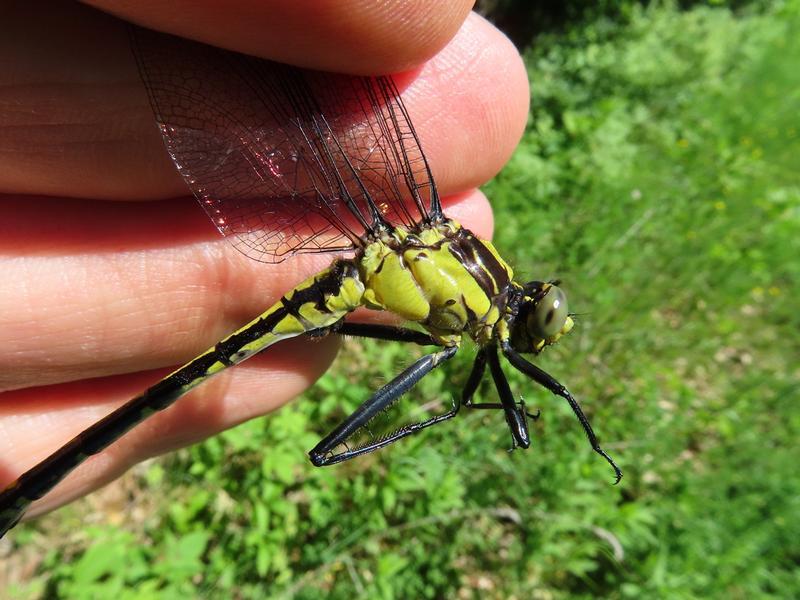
[{"left": 4, "top": 1, "right": 799, "bottom": 598}]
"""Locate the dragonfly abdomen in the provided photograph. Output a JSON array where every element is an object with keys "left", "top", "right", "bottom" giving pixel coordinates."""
[
  {"left": 206, "top": 260, "right": 366, "bottom": 371},
  {"left": 0, "top": 262, "right": 367, "bottom": 535}
]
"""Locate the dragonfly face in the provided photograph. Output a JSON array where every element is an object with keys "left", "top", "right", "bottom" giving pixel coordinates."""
[{"left": 507, "top": 282, "right": 574, "bottom": 355}]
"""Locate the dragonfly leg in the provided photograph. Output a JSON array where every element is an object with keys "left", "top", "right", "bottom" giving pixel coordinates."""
[
  {"left": 333, "top": 322, "right": 438, "bottom": 346},
  {"left": 462, "top": 347, "right": 487, "bottom": 406},
  {"left": 500, "top": 341, "right": 623, "bottom": 484},
  {"left": 309, "top": 345, "right": 459, "bottom": 466},
  {"left": 486, "top": 346, "right": 531, "bottom": 450},
  {"left": 460, "top": 348, "right": 539, "bottom": 419},
  {"left": 464, "top": 349, "right": 538, "bottom": 419}
]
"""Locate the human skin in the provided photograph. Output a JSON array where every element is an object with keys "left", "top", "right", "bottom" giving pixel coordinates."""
[{"left": 0, "top": 1, "right": 529, "bottom": 520}]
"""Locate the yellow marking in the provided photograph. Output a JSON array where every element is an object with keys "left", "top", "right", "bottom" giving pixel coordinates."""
[
  {"left": 204, "top": 361, "right": 231, "bottom": 376},
  {"left": 297, "top": 301, "right": 325, "bottom": 323},
  {"left": 416, "top": 226, "right": 445, "bottom": 245},
  {"left": 361, "top": 223, "right": 508, "bottom": 348},
  {"left": 407, "top": 240, "right": 492, "bottom": 332},
  {"left": 165, "top": 264, "right": 366, "bottom": 392},
  {"left": 473, "top": 305, "right": 501, "bottom": 345},
  {"left": 561, "top": 316, "right": 575, "bottom": 335},
  {"left": 485, "top": 305, "right": 500, "bottom": 325},
  {"left": 496, "top": 318, "right": 510, "bottom": 342},
  {"left": 424, "top": 326, "right": 462, "bottom": 347},
  {"left": 335, "top": 277, "right": 367, "bottom": 310},
  {"left": 361, "top": 246, "right": 430, "bottom": 321}
]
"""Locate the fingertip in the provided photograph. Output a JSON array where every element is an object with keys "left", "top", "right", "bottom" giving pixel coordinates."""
[
  {"left": 408, "top": 12, "right": 530, "bottom": 193},
  {"left": 441, "top": 188, "right": 495, "bottom": 240},
  {"left": 84, "top": 0, "right": 474, "bottom": 74},
  {"left": 1, "top": 6, "right": 527, "bottom": 202}
]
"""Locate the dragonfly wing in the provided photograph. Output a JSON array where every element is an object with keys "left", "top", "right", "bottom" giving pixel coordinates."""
[{"left": 130, "top": 26, "right": 440, "bottom": 263}]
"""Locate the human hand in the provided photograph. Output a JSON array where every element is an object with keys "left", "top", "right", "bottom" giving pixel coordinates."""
[{"left": 0, "top": 1, "right": 529, "bottom": 520}]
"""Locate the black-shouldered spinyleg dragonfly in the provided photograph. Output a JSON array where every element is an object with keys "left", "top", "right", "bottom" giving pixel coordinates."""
[{"left": 0, "top": 25, "right": 621, "bottom": 537}]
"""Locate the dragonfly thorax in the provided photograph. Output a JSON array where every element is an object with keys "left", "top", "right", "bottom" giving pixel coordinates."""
[{"left": 358, "top": 220, "right": 514, "bottom": 346}]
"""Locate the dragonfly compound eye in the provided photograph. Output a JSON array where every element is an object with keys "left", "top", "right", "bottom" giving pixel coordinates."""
[{"left": 528, "top": 285, "right": 569, "bottom": 339}]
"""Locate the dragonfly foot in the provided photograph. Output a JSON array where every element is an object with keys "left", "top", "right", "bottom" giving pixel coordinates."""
[{"left": 308, "top": 451, "right": 326, "bottom": 467}]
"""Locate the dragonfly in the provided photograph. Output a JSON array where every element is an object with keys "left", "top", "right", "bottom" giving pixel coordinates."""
[{"left": 0, "top": 25, "right": 621, "bottom": 537}]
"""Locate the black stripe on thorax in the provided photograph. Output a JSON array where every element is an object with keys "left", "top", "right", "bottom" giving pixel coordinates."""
[{"left": 447, "top": 229, "right": 511, "bottom": 298}]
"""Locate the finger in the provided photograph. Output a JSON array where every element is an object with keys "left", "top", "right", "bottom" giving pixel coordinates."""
[
  {"left": 0, "top": 9, "right": 528, "bottom": 202},
  {"left": 0, "top": 336, "right": 339, "bottom": 519},
  {"left": 0, "top": 189, "right": 489, "bottom": 517},
  {"left": 0, "top": 189, "right": 492, "bottom": 390},
  {"left": 84, "top": 0, "right": 474, "bottom": 74}
]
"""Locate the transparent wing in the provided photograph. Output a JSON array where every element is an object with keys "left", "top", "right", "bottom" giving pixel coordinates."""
[{"left": 130, "top": 26, "right": 441, "bottom": 263}]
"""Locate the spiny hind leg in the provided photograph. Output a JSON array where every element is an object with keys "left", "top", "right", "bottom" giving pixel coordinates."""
[
  {"left": 308, "top": 345, "right": 459, "bottom": 466},
  {"left": 314, "top": 321, "right": 438, "bottom": 346}
]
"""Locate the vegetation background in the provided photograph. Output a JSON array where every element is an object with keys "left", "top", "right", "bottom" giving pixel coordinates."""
[{"left": 3, "top": 1, "right": 798, "bottom": 598}]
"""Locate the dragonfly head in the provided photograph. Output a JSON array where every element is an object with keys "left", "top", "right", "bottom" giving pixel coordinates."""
[{"left": 509, "top": 281, "right": 574, "bottom": 354}]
